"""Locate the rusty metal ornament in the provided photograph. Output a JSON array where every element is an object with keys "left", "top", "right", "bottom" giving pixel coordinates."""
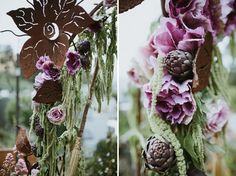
[
  {"left": 192, "top": 33, "right": 213, "bottom": 92},
  {"left": 119, "top": 0, "right": 144, "bottom": 13},
  {"left": 33, "top": 80, "right": 62, "bottom": 104},
  {"left": 7, "top": 0, "right": 95, "bottom": 78}
]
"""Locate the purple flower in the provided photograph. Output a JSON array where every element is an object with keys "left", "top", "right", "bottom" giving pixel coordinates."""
[
  {"left": 103, "top": 0, "right": 116, "bottom": 7},
  {"left": 36, "top": 56, "right": 50, "bottom": 70},
  {"left": 206, "top": 98, "right": 230, "bottom": 133},
  {"left": 15, "top": 159, "right": 28, "bottom": 175},
  {"left": 66, "top": 51, "right": 81, "bottom": 75},
  {"left": 144, "top": 74, "right": 196, "bottom": 125},
  {"left": 42, "top": 61, "right": 61, "bottom": 81},
  {"left": 152, "top": 18, "right": 204, "bottom": 56},
  {"left": 165, "top": 0, "right": 213, "bottom": 33},
  {"left": 47, "top": 105, "right": 66, "bottom": 125},
  {"left": 225, "top": 0, "right": 236, "bottom": 35}
]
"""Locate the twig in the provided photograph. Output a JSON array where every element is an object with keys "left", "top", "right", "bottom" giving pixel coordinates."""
[
  {"left": 0, "top": 30, "right": 28, "bottom": 37},
  {"left": 26, "top": 0, "right": 34, "bottom": 7},
  {"left": 77, "top": 0, "right": 86, "bottom": 4},
  {"left": 77, "top": 57, "right": 99, "bottom": 138}
]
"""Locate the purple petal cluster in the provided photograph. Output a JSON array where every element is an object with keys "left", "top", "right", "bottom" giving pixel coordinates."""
[
  {"left": 36, "top": 56, "right": 50, "bottom": 70},
  {"left": 15, "top": 159, "right": 28, "bottom": 175},
  {"left": 66, "top": 51, "right": 82, "bottom": 76},
  {"left": 144, "top": 74, "right": 196, "bottom": 125},
  {"left": 42, "top": 61, "right": 61, "bottom": 81},
  {"left": 148, "top": 18, "right": 205, "bottom": 57},
  {"left": 47, "top": 105, "right": 66, "bottom": 125},
  {"left": 206, "top": 98, "right": 230, "bottom": 133}
]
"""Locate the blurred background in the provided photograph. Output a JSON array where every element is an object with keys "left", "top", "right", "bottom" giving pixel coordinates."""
[
  {"left": 0, "top": 0, "right": 117, "bottom": 175},
  {"left": 119, "top": 0, "right": 236, "bottom": 175}
]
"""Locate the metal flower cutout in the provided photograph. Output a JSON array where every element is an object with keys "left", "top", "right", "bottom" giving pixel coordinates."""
[{"left": 7, "top": 0, "right": 95, "bottom": 78}]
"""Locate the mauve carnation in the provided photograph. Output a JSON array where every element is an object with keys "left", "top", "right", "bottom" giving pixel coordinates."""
[
  {"left": 144, "top": 74, "right": 196, "bottom": 125},
  {"left": 42, "top": 61, "right": 60, "bottom": 81},
  {"left": 15, "top": 159, "right": 28, "bottom": 175},
  {"left": 152, "top": 18, "right": 204, "bottom": 56},
  {"left": 66, "top": 51, "right": 81, "bottom": 75},
  {"left": 36, "top": 56, "right": 50, "bottom": 70},
  {"left": 47, "top": 105, "right": 66, "bottom": 125},
  {"left": 165, "top": 0, "right": 213, "bottom": 33},
  {"left": 206, "top": 98, "right": 229, "bottom": 133}
]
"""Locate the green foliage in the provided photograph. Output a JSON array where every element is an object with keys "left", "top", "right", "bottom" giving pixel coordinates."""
[
  {"left": 207, "top": 46, "right": 229, "bottom": 101},
  {"left": 5, "top": 95, "right": 32, "bottom": 128},
  {"left": 86, "top": 135, "right": 117, "bottom": 176}
]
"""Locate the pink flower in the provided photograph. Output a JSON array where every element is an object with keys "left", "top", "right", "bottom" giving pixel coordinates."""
[
  {"left": 15, "top": 159, "right": 28, "bottom": 175},
  {"left": 66, "top": 51, "right": 81, "bottom": 76},
  {"left": 206, "top": 98, "right": 230, "bottom": 133},
  {"left": 152, "top": 18, "right": 204, "bottom": 56},
  {"left": 36, "top": 56, "right": 50, "bottom": 70},
  {"left": 165, "top": 0, "right": 213, "bottom": 33},
  {"left": 144, "top": 74, "right": 196, "bottom": 125},
  {"left": 42, "top": 61, "right": 61, "bottom": 81},
  {"left": 47, "top": 105, "right": 66, "bottom": 125}
]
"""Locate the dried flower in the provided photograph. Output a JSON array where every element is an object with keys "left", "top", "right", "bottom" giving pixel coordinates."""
[
  {"left": 66, "top": 51, "right": 81, "bottom": 75},
  {"left": 142, "top": 136, "right": 175, "bottom": 173},
  {"left": 47, "top": 105, "right": 66, "bottom": 125},
  {"left": 15, "top": 159, "right": 28, "bottom": 175},
  {"left": 36, "top": 56, "right": 50, "bottom": 70},
  {"left": 206, "top": 98, "right": 230, "bottom": 133},
  {"left": 144, "top": 74, "right": 196, "bottom": 125},
  {"left": 1, "top": 153, "right": 15, "bottom": 175},
  {"left": 77, "top": 41, "right": 91, "bottom": 56}
]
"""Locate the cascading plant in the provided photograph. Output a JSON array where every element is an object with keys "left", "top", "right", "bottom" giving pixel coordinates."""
[
  {"left": 0, "top": 0, "right": 117, "bottom": 176},
  {"left": 128, "top": 0, "right": 236, "bottom": 175}
]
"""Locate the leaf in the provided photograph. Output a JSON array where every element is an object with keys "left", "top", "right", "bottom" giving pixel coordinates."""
[
  {"left": 33, "top": 80, "right": 62, "bottom": 104},
  {"left": 16, "top": 126, "right": 32, "bottom": 155},
  {"left": 62, "top": 6, "right": 95, "bottom": 34},
  {"left": 7, "top": 8, "right": 39, "bottom": 35},
  {"left": 119, "top": 0, "right": 144, "bottom": 13},
  {"left": 192, "top": 32, "right": 213, "bottom": 92}
]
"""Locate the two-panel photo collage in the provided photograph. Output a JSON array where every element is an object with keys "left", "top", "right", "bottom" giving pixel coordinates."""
[{"left": 0, "top": 0, "right": 236, "bottom": 175}]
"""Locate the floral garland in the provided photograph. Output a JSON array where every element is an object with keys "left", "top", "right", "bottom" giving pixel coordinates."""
[{"left": 128, "top": 0, "right": 235, "bottom": 175}]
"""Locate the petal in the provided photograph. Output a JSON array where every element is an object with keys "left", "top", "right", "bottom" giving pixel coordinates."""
[
  {"left": 20, "top": 37, "right": 39, "bottom": 78},
  {"left": 152, "top": 31, "right": 176, "bottom": 56},
  {"left": 62, "top": 5, "right": 95, "bottom": 34},
  {"left": 7, "top": 8, "right": 39, "bottom": 36}
]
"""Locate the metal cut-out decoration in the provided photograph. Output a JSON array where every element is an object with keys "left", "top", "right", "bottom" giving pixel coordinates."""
[
  {"left": 192, "top": 33, "right": 213, "bottom": 92},
  {"left": 7, "top": 0, "right": 95, "bottom": 78},
  {"left": 33, "top": 80, "right": 62, "bottom": 104}
]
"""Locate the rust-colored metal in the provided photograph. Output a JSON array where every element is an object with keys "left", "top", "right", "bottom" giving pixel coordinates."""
[
  {"left": 119, "top": 0, "right": 144, "bottom": 13},
  {"left": 33, "top": 80, "right": 62, "bottom": 104},
  {"left": 7, "top": 0, "right": 95, "bottom": 78},
  {"left": 192, "top": 33, "right": 213, "bottom": 92},
  {"left": 16, "top": 126, "right": 32, "bottom": 156}
]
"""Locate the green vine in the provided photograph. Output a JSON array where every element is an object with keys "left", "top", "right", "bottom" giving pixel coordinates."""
[{"left": 148, "top": 58, "right": 186, "bottom": 176}]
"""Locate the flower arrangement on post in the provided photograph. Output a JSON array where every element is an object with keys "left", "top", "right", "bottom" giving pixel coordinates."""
[
  {"left": 124, "top": 0, "right": 236, "bottom": 175},
  {"left": 0, "top": 0, "right": 117, "bottom": 175}
]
